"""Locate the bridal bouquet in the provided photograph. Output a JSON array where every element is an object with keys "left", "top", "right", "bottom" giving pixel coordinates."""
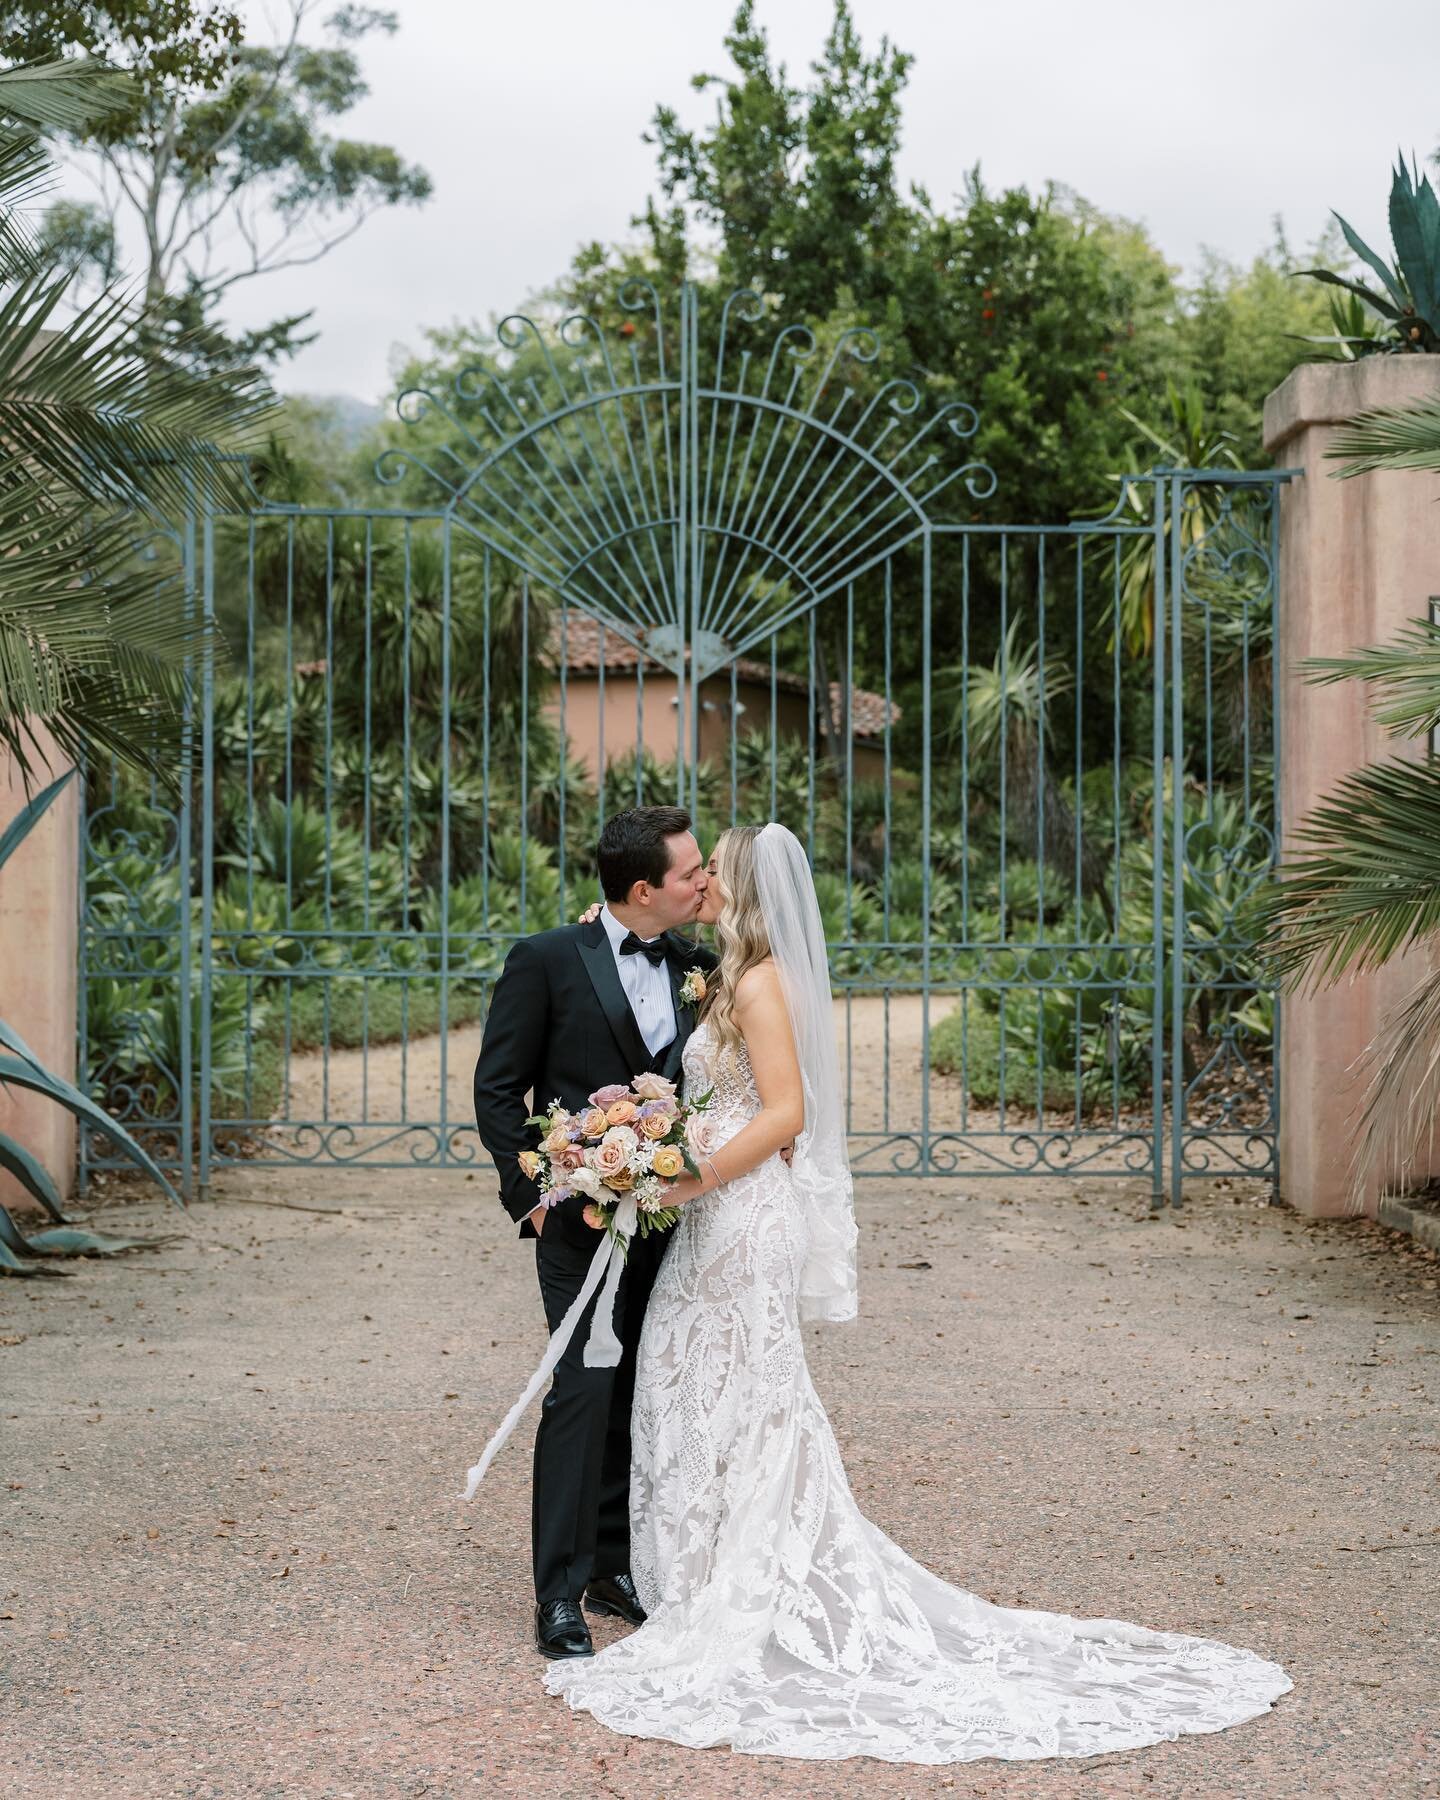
[{"left": 519, "top": 1073, "right": 712, "bottom": 1248}]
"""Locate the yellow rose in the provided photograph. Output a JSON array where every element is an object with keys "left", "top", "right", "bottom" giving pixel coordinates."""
[
  {"left": 579, "top": 1107, "right": 609, "bottom": 1140},
  {"left": 650, "top": 1145, "right": 685, "bottom": 1180},
  {"left": 541, "top": 1124, "right": 573, "bottom": 1156},
  {"left": 688, "top": 971, "right": 707, "bottom": 1002},
  {"left": 517, "top": 1149, "right": 543, "bottom": 1181},
  {"left": 604, "top": 1165, "right": 636, "bottom": 1191},
  {"left": 639, "top": 1111, "right": 672, "bottom": 1141}
]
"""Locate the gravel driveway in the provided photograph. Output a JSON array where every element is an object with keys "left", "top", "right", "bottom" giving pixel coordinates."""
[{"left": 3, "top": 1162, "right": 1437, "bottom": 1799}]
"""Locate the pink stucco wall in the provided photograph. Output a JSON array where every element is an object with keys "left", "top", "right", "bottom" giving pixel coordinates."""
[
  {"left": 1264, "top": 358, "right": 1440, "bottom": 1217},
  {"left": 0, "top": 724, "right": 79, "bottom": 1212},
  {"left": 548, "top": 671, "right": 889, "bottom": 784}
]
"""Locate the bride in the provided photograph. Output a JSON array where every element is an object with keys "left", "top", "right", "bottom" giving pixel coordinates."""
[{"left": 546, "top": 820, "right": 1292, "bottom": 1764}]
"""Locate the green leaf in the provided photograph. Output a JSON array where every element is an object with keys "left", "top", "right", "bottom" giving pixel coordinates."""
[
  {"left": 1255, "top": 756, "right": 1440, "bottom": 986},
  {"left": 0, "top": 59, "right": 134, "bottom": 133},
  {"left": 1294, "top": 266, "right": 1404, "bottom": 323},
  {"left": 0, "top": 1130, "right": 65, "bottom": 1221},
  {"left": 1332, "top": 208, "right": 1408, "bottom": 312},
  {"left": 0, "top": 765, "right": 73, "bottom": 871},
  {"left": 1327, "top": 395, "right": 1440, "bottom": 477},
  {"left": 0, "top": 1052, "right": 183, "bottom": 1206},
  {"left": 1388, "top": 155, "right": 1440, "bottom": 327},
  {"left": 24, "top": 1224, "right": 172, "bottom": 1256}
]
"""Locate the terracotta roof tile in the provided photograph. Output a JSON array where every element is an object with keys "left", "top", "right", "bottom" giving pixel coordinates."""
[{"left": 551, "top": 613, "right": 899, "bottom": 740}]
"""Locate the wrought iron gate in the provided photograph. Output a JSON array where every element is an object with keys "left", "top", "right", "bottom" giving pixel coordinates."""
[{"left": 79, "top": 285, "right": 1287, "bottom": 1206}]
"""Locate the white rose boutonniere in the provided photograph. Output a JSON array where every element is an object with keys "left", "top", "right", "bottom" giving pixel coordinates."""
[{"left": 678, "top": 967, "right": 707, "bottom": 1011}]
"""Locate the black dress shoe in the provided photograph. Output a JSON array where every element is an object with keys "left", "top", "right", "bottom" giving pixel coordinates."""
[
  {"left": 584, "top": 1571, "right": 647, "bottom": 1626},
  {"left": 534, "top": 1598, "right": 593, "bottom": 1659}
]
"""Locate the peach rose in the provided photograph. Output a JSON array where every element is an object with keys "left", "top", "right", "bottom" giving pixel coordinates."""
[
  {"left": 541, "top": 1124, "right": 573, "bottom": 1156},
  {"left": 579, "top": 1108, "right": 609, "bottom": 1140},
  {"left": 631, "top": 1072, "right": 678, "bottom": 1101},
  {"left": 590, "top": 1134, "right": 631, "bottom": 1181},
  {"left": 583, "top": 1202, "right": 608, "bottom": 1229},
  {"left": 604, "top": 1165, "right": 636, "bottom": 1191},
  {"left": 605, "top": 1098, "right": 639, "bottom": 1127},
  {"left": 517, "top": 1149, "right": 544, "bottom": 1180},
  {"left": 685, "top": 1111, "right": 721, "bottom": 1159},
  {"left": 639, "top": 1110, "right": 673, "bottom": 1141},
  {"left": 650, "top": 1145, "right": 685, "bottom": 1180}
]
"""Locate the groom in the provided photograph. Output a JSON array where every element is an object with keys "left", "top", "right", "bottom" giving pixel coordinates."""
[{"left": 473, "top": 805, "right": 716, "bottom": 1660}]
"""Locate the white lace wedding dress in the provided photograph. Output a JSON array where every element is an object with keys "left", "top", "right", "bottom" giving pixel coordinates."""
[{"left": 545, "top": 1020, "right": 1292, "bottom": 1764}]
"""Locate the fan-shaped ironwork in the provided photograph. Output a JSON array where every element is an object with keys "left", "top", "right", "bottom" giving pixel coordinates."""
[{"left": 375, "top": 282, "right": 996, "bottom": 679}]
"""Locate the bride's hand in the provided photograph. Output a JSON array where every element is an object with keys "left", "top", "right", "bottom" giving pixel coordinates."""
[
  {"left": 577, "top": 900, "right": 602, "bottom": 924},
  {"left": 666, "top": 1173, "right": 705, "bottom": 1207}
]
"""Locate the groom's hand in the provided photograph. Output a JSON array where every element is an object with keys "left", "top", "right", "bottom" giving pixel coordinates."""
[
  {"left": 528, "top": 1203, "right": 547, "bottom": 1236},
  {"left": 780, "top": 1141, "right": 795, "bottom": 1166}
]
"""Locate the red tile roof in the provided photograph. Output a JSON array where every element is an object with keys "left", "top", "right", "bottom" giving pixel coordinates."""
[{"left": 552, "top": 613, "right": 899, "bottom": 740}]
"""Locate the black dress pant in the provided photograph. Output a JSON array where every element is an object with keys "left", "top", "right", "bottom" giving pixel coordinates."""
[{"left": 531, "top": 1219, "right": 663, "bottom": 1604}]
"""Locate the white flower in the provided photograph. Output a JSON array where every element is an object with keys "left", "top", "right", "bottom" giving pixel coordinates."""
[
  {"left": 634, "top": 1174, "right": 666, "bottom": 1212},
  {"left": 568, "top": 1165, "right": 602, "bottom": 1199},
  {"left": 632, "top": 1071, "right": 678, "bottom": 1101},
  {"left": 602, "top": 1124, "right": 639, "bottom": 1158},
  {"left": 626, "top": 1138, "right": 656, "bottom": 1173}
]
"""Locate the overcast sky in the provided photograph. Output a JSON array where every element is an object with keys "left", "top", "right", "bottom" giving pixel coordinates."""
[{"left": 72, "top": 0, "right": 1440, "bottom": 403}]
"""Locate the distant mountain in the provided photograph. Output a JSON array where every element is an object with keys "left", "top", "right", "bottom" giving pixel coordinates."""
[{"left": 297, "top": 392, "right": 386, "bottom": 447}]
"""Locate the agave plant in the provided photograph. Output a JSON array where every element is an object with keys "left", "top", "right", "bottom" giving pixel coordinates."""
[
  {"left": 0, "top": 773, "right": 182, "bottom": 1274},
  {"left": 1298, "top": 155, "right": 1440, "bottom": 356}
]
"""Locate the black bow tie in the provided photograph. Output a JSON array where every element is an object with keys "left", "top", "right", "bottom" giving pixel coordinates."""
[{"left": 619, "top": 931, "right": 668, "bottom": 966}]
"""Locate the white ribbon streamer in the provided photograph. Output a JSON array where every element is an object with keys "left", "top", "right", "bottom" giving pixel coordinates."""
[{"left": 460, "top": 1194, "right": 640, "bottom": 1501}]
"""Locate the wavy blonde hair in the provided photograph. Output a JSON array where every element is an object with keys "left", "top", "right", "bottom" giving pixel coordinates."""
[{"left": 703, "top": 824, "right": 773, "bottom": 1060}]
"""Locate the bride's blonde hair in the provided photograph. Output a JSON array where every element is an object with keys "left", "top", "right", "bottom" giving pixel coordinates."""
[{"left": 704, "top": 825, "right": 772, "bottom": 1060}]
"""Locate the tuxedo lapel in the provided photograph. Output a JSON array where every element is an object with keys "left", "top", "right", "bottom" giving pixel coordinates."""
[
  {"left": 575, "top": 920, "right": 652, "bottom": 1078},
  {"left": 659, "top": 935, "right": 700, "bottom": 1084}
]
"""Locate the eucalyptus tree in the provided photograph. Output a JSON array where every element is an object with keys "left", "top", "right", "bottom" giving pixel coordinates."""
[{"left": 1, "top": 1, "right": 432, "bottom": 371}]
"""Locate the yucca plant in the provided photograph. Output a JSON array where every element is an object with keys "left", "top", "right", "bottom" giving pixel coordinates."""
[{"left": 1298, "top": 155, "right": 1440, "bottom": 356}]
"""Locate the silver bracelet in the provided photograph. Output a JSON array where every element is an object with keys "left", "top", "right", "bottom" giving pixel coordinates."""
[{"left": 704, "top": 1155, "right": 723, "bottom": 1191}]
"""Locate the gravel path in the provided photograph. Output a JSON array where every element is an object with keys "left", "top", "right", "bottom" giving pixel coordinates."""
[{"left": 4, "top": 1157, "right": 1438, "bottom": 1799}]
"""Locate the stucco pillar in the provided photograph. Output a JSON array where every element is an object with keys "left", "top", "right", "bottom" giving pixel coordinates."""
[
  {"left": 1264, "top": 359, "right": 1440, "bottom": 1217},
  {"left": 0, "top": 725, "right": 79, "bottom": 1211}
]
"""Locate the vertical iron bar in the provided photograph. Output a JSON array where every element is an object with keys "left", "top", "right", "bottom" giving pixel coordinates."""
[
  {"left": 1170, "top": 477, "right": 1186, "bottom": 1210},
  {"left": 1150, "top": 478, "right": 1167, "bottom": 1209},
  {"left": 439, "top": 519, "right": 453, "bottom": 1159},
  {"left": 921, "top": 528, "right": 933, "bottom": 1173}
]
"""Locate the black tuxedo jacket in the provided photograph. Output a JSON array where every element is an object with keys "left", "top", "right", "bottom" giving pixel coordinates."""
[{"left": 473, "top": 918, "right": 717, "bottom": 1241}]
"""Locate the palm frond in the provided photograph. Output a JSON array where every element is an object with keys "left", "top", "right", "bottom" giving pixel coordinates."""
[
  {"left": 0, "top": 59, "right": 133, "bottom": 133},
  {"left": 1256, "top": 755, "right": 1440, "bottom": 985},
  {"left": 1327, "top": 395, "right": 1440, "bottom": 476},
  {"left": 1301, "top": 614, "right": 1440, "bottom": 740},
  {"left": 0, "top": 272, "right": 272, "bottom": 512},
  {"left": 0, "top": 492, "right": 220, "bottom": 784},
  {"left": 1348, "top": 962, "right": 1440, "bottom": 1209}
]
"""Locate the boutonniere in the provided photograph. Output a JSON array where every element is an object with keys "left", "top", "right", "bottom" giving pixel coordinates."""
[{"left": 678, "top": 968, "right": 707, "bottom": 1011}]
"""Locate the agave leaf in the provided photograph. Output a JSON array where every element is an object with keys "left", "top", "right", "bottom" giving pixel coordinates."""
[
  {"left": 0, "top": 1232, "right": 70, "bottom": 1277},
  {"left": 1388, "top": 155, "right": 1440, "bottom": 327},
  {"left": 0, "top": 766, "right": 74, "bottom": 871},
  {"left": 1332, "top": 208, "right": 1408, "bottom": 311},
  {"left": 1294, "top": 267, "right": 1404, "bottom": 322},
  {"left": 0, "top": 1131, "right": 66, "bottom": 1222},
  {"left": 0, "top": 1053, "right": 183, "bottom": 1207},
  {"left": 24, "top": 1225, "right": 172, "bottom": 1256}
]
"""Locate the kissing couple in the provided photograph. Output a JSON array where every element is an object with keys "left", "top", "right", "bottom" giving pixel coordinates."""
[{"left": 470, "top": 805, "right": 1291, "bottom": 1765}]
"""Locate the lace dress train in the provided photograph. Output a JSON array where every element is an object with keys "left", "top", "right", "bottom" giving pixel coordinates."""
[{"left": 545, "top": 1023, "right": 1292, "bottom": 1764}]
